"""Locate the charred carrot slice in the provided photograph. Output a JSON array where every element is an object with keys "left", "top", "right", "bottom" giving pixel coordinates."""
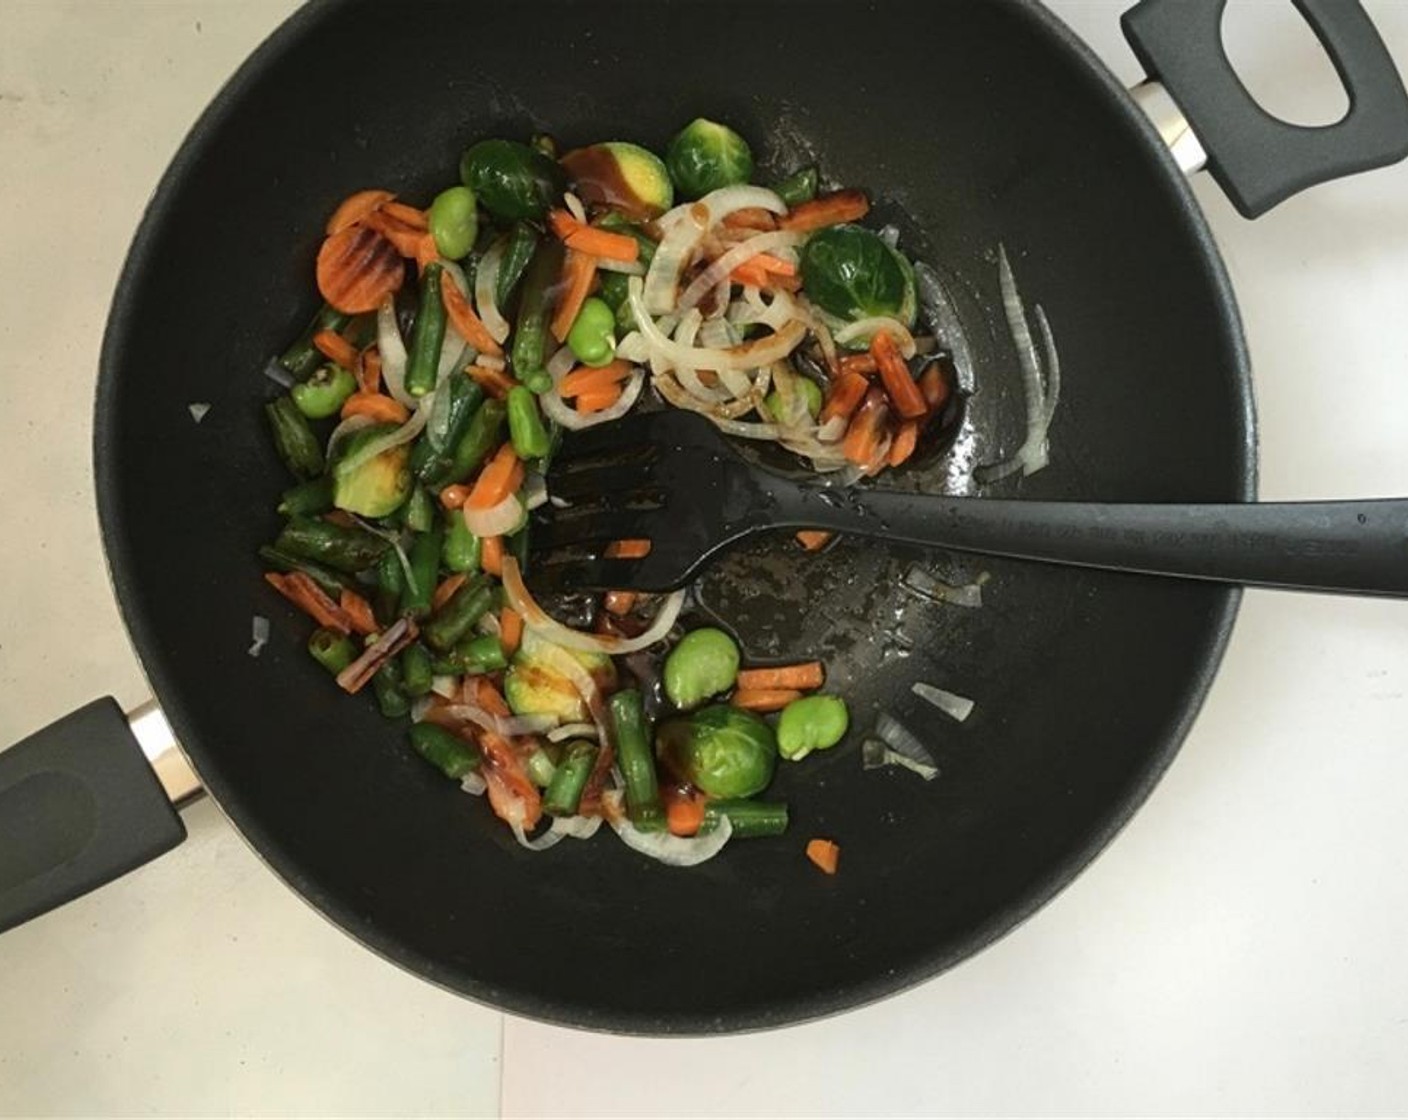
[
  {"left": 736, "top": 662, "right": 825, "bottom": 692},
  {"left": 358, "top": 348, "right": 383, "bottom": 394},
  {"left": 316, "top": 225, "right": 405, "bottom": 314},
  {"left": 871, "top": 330, "right": 928, "bottom": 420},
  {"left": 838, "top": 353, "right": 879, "bottom": 377},
  {"left": 778, "top": 189, "right": 870, "bottom": 233},
  {"left": 549, "top": 249, "right": 598, "bottom": 342},
  {"left": 441, "top": 275, "right": 503, "bottom": 356},
  {"left": 325, "top": 189, "right": 395, "bottom": 235},
  {"left": 888, "top": 420, "right": 920, "bottom": 467},
  {"left": 795, "top": 530, "right": 833, "bottom": 552},
  {"left": 381, "top": 200, "right": 428, "bottom": 230},
  {"left": 312, "top": 329, "right": 359, "bottom": 371},
  {"left": 264, "top": 571, "right": 353, "bottom": 634},
  {"left": 339, "top": 588, "right": 378, "bottom": 636},
  {"left": 474, "top": 677, "right": 512, "bottom": 717},
  {"left": 730, "top": 260, "right": 772, "bottom": 289},
  {"left": 340, "top": 391, "right": 410, "bottom": 424},
  {"left": 818, "top": 371, "right": 870, "bottom": 426},
  {"left": 362, "top": 208, "right": 427, "bottom": 258},
  {"left": 466, "top": 444, "right": 521, "bottom": 509},
  {"left": 731, "top": 688, "right": 805, "bottom": 713},
  {"left": 480, "top": 535, "right": 504, "bottom": 576},
  {"left": 806, "top": 838, "right": 840, "bottom": 875},
  {"left": 558, "top": 360, "right": 633, "bottom": 398}
]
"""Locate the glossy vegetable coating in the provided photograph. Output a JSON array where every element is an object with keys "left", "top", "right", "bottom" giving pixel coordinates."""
[
  {"left": 459, "top": 139, "right": 564, "bottom": 222},
  {"left": 566, "top": 297, "right": 616, "bottom": 367},
  {"left": 510, "top": 238, "right": 565, "bottom": 393},
  {"left": 665, "top": 118, "right": 753, "bottom": 199},
  {"left": 292, "top": 363, "right": 357, "bottom": 419},
  {"left": 701, "top": 799, "right": 789, "bottom": 838},
  {"left": 495, "top": 222, "right": 540, "bottom": 308},
  {"left": 441, "top": 507, "right": 482, "bottom": 572},
  {"left": 276, "top": 477, "right": 334, "bottom": 518},
  {"left": 776, "top": 695, "right": 849, "bottom": 761},
  {"left": 399, "top": 644, "right": 435, "bottom": 697},
  {"left": 560, "top": 141, "right": 673, "bottom": 219},
  {"left": 543, "top": 740, "right": 597, "bottom": 817},
  {"left": 258, "top": 545, "right": 349, "bottom": 599},
  {"left": 657, "top": 704, "right": 777, "bottom": 799},
  {"left": 507, "top": 386, "right": 551, "bottom": 459},
  {"left": 798, "top": 224, "right": 917, "bottom": 330},
  {"left": 398, "top": 525, "right": 444, "bottom": 619},
  {"left": 265, "top": 395, "right": 324, "bottom": 479},
  {"left": 421, "top": 573, "right": 496, "bottom": 651},
  {"left": 610, "top": 689, "right": 663, "bottom": 830},
  {"left": 663, "top": 627, "right": 740, "bottom": 710},
  {"left": 428, "top": 185, "right": 478, "bottom": 260},
  {"left": 408, "top": 722, "right": 481, "bottom": 779},
  {"left": 404, "top": 262, "right": 448, "bottom": 398},
  {"left": 274, "top": 515, "right": 390, "bottom": 573}
]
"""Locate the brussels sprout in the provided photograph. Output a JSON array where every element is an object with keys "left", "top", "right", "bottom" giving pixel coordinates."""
[
  {"left": 664, "top": 627, "right": 740, "bottom": 710},
  {"left": 761, "top": 377, "right": 822, "bottom": 424},
  {"left": 560, "top": 141, "right": 674, "bottom": 219},
  {"left": 776, "top": 695, "right": 849, "bottom": 761},
  {"left": 656, "top": 704, "right": 776, "bottom": 799},
  {"left": 665, "top": 118, "right": 754, "bottom": 200},
  {"left": 799, "top": 224, "right": 917, "bottom": 339},
  {"left": 459, "top": 138, "right": 565, "bottom": 222},
  {"left": 503, "top": 631, "right": 617, "bottom": 722},
  {"left": 331, "top": 424, "right": 413, "bottom": 518}
]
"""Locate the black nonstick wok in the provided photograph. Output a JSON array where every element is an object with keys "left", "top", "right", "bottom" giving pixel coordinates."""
[{"left": 2, "top": 0, "right": 1406, "bottom": 1035}]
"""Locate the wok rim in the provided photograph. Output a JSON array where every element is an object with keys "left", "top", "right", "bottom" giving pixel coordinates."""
[{"left": 93, "top": 0, "right": 1257, "bottom": 1034}]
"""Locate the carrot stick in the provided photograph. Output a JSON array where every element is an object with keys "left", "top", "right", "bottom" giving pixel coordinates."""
[
  {"left": 919, "top": 362, "right": 951, "bottom": 413},
  {"left": 316, "top": 225, "right": 404, "bottom": 314},
  {"left": 736, "top": 662, "right": 825, "bottom": 692},
  {"left": 721, "top": 208, "right": 778, "bottom": 232},
  {"left": 499, "top": 608, "right": 523, "bottom": 656},
  {"left": 838, "top": 353, "right": 879, "bottom": 378},
  {"left": 548, "top": 209, "right": 640, "bottom": 263},
  {"left": 480, "top": 535, "right": 504, "bottom": 577},
  {"left": 730, "top": 260, "right": 772, "bottom": 289},
  {"left": 604, "top": 539, "right": 652, "bottom": 559},
  {"left": 818, "top": 371, "right": 870, "bottom": 425},
  {"left": 339, "top": 588, "right": 378, "bottom": 636},
  {"left": 466, "top": 364, "right": 515, "bottom": 398},
  {"left": 806, "top": 838, "right": 840, "bottom": 875},
  {"left": 441, "top": 272, "right": 503, "bottom": 356},
  {"left": 603, "top": 590, "right": 637, "bottom": 616},
  {"left": 749, "top": 252, "right": 797, "bottom": 277},
  {"left": 550, "top": 249, "right": 598, "bottom": 342},
  {"left": 340, "top": 391, "right": 410, "bottom": 424},
  {"left": 380, "top": 200, "right": 428, "bottom": 230},
  {"left": 666, "top": 792, "right": 707, "bottom": 838},
  {"left": 731, "top": 688, "right": 804, "bottom": 713},
  {"left": 312, "top": 329, "right": 360, "bottom": 370},
  {"left": 466, "top": 444, "right": 521, "bottom": 510},
  {"left": 431, "top": 573, "right": 468, "bottom": 612},
  {"left": 325, "top": 189, "right": 395, "bottom": 235},
  {"left": 474, "top": 677, "right": 512, "bottom": 717},
  {"left": 358, "top": 348, "right": 383, "bottom": 394},
  {"left": 264, "top": 571, "right": 353, "bottom": 634},
  {"left": 778, "top": 189, "right": 870, "bottom": 233},
  {"left": 795, "top": 530, "right": 833, "bottom": 552},
  {"left": 888, "top": 420, "right": 920, "bottom": 467},
  {"left": 841, "top": 387, "right": 890, "bottom": 466},
  {"left": 871, "top": 330, "right": 928, "bottom": 420},
  {"left": 558, "top": 359, "right": 633, "bottom": 398},
  {"left": 575, "top": 385, "right": 623, "bottom": 413},
  {"left": 415, "top": 232, "right": 440, "bottom": 272}
]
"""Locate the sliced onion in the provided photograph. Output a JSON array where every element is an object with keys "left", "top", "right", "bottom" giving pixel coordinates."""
[
  {"left": 644, "top": 203, "right": 709, "bottom": 314},
  {"left": 609, "top": 804, "right": 732, "bottom": 866},
  {"left": 539, "top": 368, "right": 644, "bottom": 430},
  {"left": 696, "top": 184, "right": 787, "bottom": 223},
  {"left": 676, "top": 230, "right": 803, "bottom": 314},
  {"left": 188, "top": 402, "right": 211, "bottom": 424},
  {"left": 262, "top": 360, "right": 296, "bottom": 389},
  {"left": 436, "top": 327, "right": 468, "bottom": 384},
  {"left": 861, "top": 737, "right": 939, "bottom": 781},
  {"left": 547, "top": 722, "right": 599, "bottom": 742},
  {"left": 653, "top": 375, "right": 781, "bottom": 439},
  {"left": 512, "top": 821, "right": 565, "bottom": 851},
  {"left": 463, "top": 492, "right": 524, "bottom": 538},
  {"left": 564, "top": 191, "right": 587, "bottom": 223},
  {"left": 522, "top": 471, "right": 548, "bottom": 511},
  {"left": 597, "top": 258, "right": 646, "bottom": 276},
  {"left": 670, "top": 309, "right": 730, "bottom": 402},
  {"left": 334, "top": 399, "right": 432, "bottom": 478},
  {"left": 248, "top": 614, "right": 270, "bottom": 658},
  {"left": 430, "top": 704, "right": 559, "bottom": 739},
  {"left": 460, "top": 770, "right": 488, "bottom": 796},
  {"left": 528, "top": 637, "right": 610, "bottom": 742},
  {"left": 477, "top": 354, "right": 506, "bottom": 372},
  {"left": 816, "top": 415, "right": 848, "bottom": 443},
  {"left": 431, "top": 675, "right": 459, "bottom": 699},
  {"left": 547, "top": 344, "right": 578, "bottom": 380},
  {"left": 834, "top": 316, "right": 917, "bottom": 357},
  {"left": 900, "top": 564, "right": 985, "bottom": 609},
  {"left": 1036, "top": 304, "right": 1061, "bottom": 427},
  {"left": 325, "top": 412, "right": 377, "bottom": 459},
  {"left": 472, "top": 240, "right": 511, "bottom": 344},
  {"left": 550, "top": 814, "right": 603, "bottom": 840},
  {"left": 502, "top": 556, "right": 686, "bottom": 655},
  {"left": 911, "top": 682, "right": 976, "bottom": 723},
  {"left": 875, "top": 711, "right": 935, "bottom": 767},
  {"left": 629, "top": 277, "right": 805, "bottom": 373},
  {"left": 696, "top": 317, "right": 738, "bottom": 350},
  {"left": 615, "top": 332, "right": 650, "bottom": 364},
  {"left": 376, "top": 297, "right": 414, "bottom": 407}
]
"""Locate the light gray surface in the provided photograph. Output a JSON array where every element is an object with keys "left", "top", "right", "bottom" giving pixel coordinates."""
[{"left": 2, "top": 2, "right": 1406, "bottom": 1117}]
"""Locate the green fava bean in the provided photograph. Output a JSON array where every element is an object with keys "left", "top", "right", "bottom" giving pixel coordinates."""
[
  {"left": 663, "top": 627, "right": 740, "bottom": 710},
  {"left": 428, "top": 185, "right": 479, "bottom": 260},
  {"left": 763, "top": 377, "right": 821, "bottom": 423},
  {"left": 291, "top": 363, "right": 357, "bottom": 419},
  {"left": 657, "top": 704, "right": 776, "bottom": 799},
  {"left": 776, "top": 695, "right": 849, "bottom": 761},
  {"left": 566, "top": 297, "right": 616, "bottom": 367}
]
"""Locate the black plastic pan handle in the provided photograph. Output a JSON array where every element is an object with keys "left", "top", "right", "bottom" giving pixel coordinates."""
[
  {"left": 1122, "top": 0, "right": 1408, "bottom": 217},
  {"left": 0, "top": 699, "right": 187, "bottom": 933}
]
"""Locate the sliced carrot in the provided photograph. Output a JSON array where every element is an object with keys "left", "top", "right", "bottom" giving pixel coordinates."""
[
  {"left": 549, "top": 249, "right": 598, "bottom": 342},
  {"left": 575, "top": 385, "right": 623, "bottom": 413},
  {"left": 325, "top": 189, "right": 395, "bottom": 236},
  {"left": 499, "top": 608, "right": 524, "bottom": 656},
  {"left": 431, "top": 572, "right": 468, "bottom": 612},
  {"left": 359, "top": 348, "right": 383, "bottom": 394},
  {"left": 316, "top": 225, "right": 404, "bottom": 314},
  {"left": 480, "top": 535, "right": 504, "bottom": 577},
  {"left": 381, "top": 200, "right": 428, "bottom": 230},
  {"left": 750, "top": 252, "right": 797, "bottom": 277},
  {"left": 604, "top": 538, "right": 652, "bottom": 559},
  {"left": 838, "top": 353, "right": 879, "bottom": 378},
  {"left": 721, "top": 208, "right": 778, "bottom": 232},
  {"left": 439, "top": 483, "right": 472, "bottom": 510},
  {"left": 264, "top": 571, "right": 353, "bottom": 634},
  {"left": 666, "top": 791, "right": 707, "bottom": 838},
  {"left": 441, "top": 275, "right": 503, "bottom": 356},
  {"left": 478, "top": 732, "right": 542, "bottom": 830},
  {"left": 603, "top": 590, "right": 638, "bottom": 616},
  {"left": 732, "top": 688, "right": 804, "bottom": 713},
  {"left": 466, "top": 444, "right": 521, "bottom": 510},
  {"left": 818, "top": 371, "right": 870, "bottom": 426},
  {"left": 474, "top": 677, "right": 512, "bottom": 717},
  {"left": 841, "top": 387, "right": 891, "bottom": 466},
  {"left": 871, "top": 330, "right": 928, "bottom": 420},
  {"left": 736, "top": 662, "right": 825, "bottom": 692},
  {"left": 340, "top": 391, "right": 410, "bottom": 424},
  {"left": 795, "top": 530, "right": 833, "bottom": 552},
  {"left": 339, "top": 588, "right": 378, "bottom": 636},
  {"left": 415, "top": 232, "right": 441, "bottom": 272},
  {"left": 362, "top": 207, "right": 427, "bottom": 258},
  {"left": 312, "top": 329, "right": 359, "bottom": 371},
  {"left": 548, "top": 209, "right": 640, "bottom": 263},
  {"left": 765, "top": 272, "right": 803, "bottom": 293},
  {"left": 558, "top": 359, "right": 633, "bottom": 398},
  {"left": 888, "top": 420, "right": 920, "bottom": 468},
  {"left": 778, "top": 189, "right": 870, "bottom": 233},
  {"left": 919, "top": 362, "right": 951, "bottom": 413},
  {"left": 466, "top": 364, "right": 515, "bottom": 398},
  {"left": 730, "top": 260, "right": 772, "bottom": 289},
  {"left": 806, "top": 838, "right": 840, "bottom": 875}
]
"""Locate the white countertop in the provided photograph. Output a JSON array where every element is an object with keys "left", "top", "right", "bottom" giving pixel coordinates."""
[{"left": 2, "top": 2, "right": 1406, "bottom": 1116}]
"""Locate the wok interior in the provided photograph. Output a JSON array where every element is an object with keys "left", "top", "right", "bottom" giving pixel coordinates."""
[{"left": 99, "top": 0, "right": 1251, "bottom": 1030}]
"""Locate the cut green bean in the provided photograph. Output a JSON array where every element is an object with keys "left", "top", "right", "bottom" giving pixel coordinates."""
[
  {"left": 399, "top": 644, "right": 435, "bottom": 698},
  {"left": 277, "top": 476, "right": 334, "bottom": 518},
  {"left": 408, "top": 722, "right": 481, "bottom": 779},
  {"left": 773, "top": 166, "right": 818, "bottom": 208},
  {"left": 372, "top": 660, "right": 411, "bottom": 719},
  {"left": 609, "top": 689, "right": 663, "bottom": 830},
  {"left": 438, "top": 398, "right": 506, "bottom": 487},
  {"left": 510, "top": 237, "right": 564, "bottom": 394},
  {"left": 506, "top": 386, "right": 551, "bottom": 459},
  {"left": 291, "top": 363, "right": 357, "bottom": 419},
  {"left": 447, "top": 632, "right": 507, "bottom": 674},
  {"left": 495, "top": 222, "right": 540, "bottom": 309},
  {"left": 403, "top": 485, "right": 436, "bottom": 533},
  {"left": 422, "top": 574, "right": 496, "bottom": 651},
  {"left": 274, "top": 516, "right": 390, "bottom": 573},
  {"left": 264, "top": 395, "right": 324, "bottom": 479},
  {"left": 405, "top": 262, "right": 448, "bottom": 398},
  {"left": 374, "top": 547, "right": 406, "bottom": 626},
  {"left": 701, "top": 799, "right": 789, "bottom": 838},
  {"left": 399, "top": 525, "right": 444, "bottom": 619},
  {"left": 441, "top": 507, "right": 481, "bottom": 573},
  {"left": 307, "top": 627, "right": 356, "bottom": 676},
  {"left": 525, "top": 746, "right": 558, "bottom": 789},
  {"left": 278, "top": 302, "right": 353, "bottom": 380},
  {"left": 411, "top": 376, "right": 484, "bottom": 485},
  {"left": 543, "top": 740, "right": 597, "bottom": 816},
  {"left": 258, "top": 545, "right": 350, "bottom": 599}
]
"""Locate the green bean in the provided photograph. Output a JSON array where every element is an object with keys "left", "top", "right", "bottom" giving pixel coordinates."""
[
  {"left": 399, "top": 644, "right": 435, "bottom": 698},
  {"left": 543, "top": 740, "right": 597, "bottom": 816},
  {"left": 264, "top": 395, "right": 324, "bottom": 479},
  {"left": 257, "top": 545, "right": 350, "bottom": 599},
  {"left": 441, "top": 506, "right": 481, "bottom": 573},
  {"left": 506, "top": 386, "right": 551, "bottom": 459},
  {"left": 776, "top": 695, "right": 849, "bottom": 761},
  {"left": 510, "top": 237, "right": 564, "bottom": 394},
  {"left": 609, "top": 689, "right": 663, "bottom": 831},
  {"left": 410, "top": 376, "right": 484, "bottom": 485},
  {"left": 372, "top": 660, "right": 411, "bottom": 719},
  {"left": 405, "top": 262, "right": 448, "bottom": 398},
  {"left": 701, "top": 799, "right": 789, "bottom": 838},
  {"left": 274, "top": 516, "right": 389, "bottom": 573},
  {"left": 597, "top": 269, "right": 630, "bottom": 316},
  {"left": 663, "top": 627, "right": 740, "bottom": 710},
  {"left": 374, "top": 547, "right": 406, "bottom": 626},
  {"left": 447, "top": 633, "right": 507, "bottom": 674},
  {"left": 525, "top": 746, "right": 558, "bottom": 789},
  {"left": 773, "top": 166, "right": 818, "bottom": 208},
  {"left": 422, "top": 574, "right": 496, "bottom": 651},
  {"left": 278, "top": 302, "right": 353, "bottom": 380},
  {"left": 428, "top": 186, "right": 478, "bottom": 260},
  {"left": 399, "top": 525, "right": 444, "bottom": 619},
  {"left": 307, "top": 627, "right": 356, "bottom": 676},
  {"left": 291, "top": 363, "right": 357, "bottom": 419},
  {"left": 566, "top": 297, "right": 616, "bottom": 367},
  {"left": 408, "top": 722, "right": 481, "bottom": 779},
  {"left": 529, "top": 132, "right": 559, "bottom": 160},
  {"left": 495, "top": 222, "right": 541, "bottom": 310},
  {"left": 440, "top": 398, "right": 506, "bottom": 486},
  {"left": 277, "top": 476, "right": 334, "bottom": 518},
  {"left": 403, "top": 485, "right": 436, "bottom": 533}
]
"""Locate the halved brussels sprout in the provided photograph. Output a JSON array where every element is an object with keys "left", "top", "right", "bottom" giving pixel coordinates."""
[
  {"left": 332, "top": 424, "right": 413, "bottom": 517},
  {"left": 560, "top": 141, "right": 674, "bottom": 219},
  {"left": 503, "top": 631, "right": 617, "bottom": 722}
]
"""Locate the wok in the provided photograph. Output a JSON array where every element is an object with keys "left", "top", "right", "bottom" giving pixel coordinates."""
[{"left": 2, "top": 0, "right": 1405, "bottom": 1034}]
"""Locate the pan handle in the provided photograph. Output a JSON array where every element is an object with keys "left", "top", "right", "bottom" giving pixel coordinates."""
[
  {"left": 0, "top": 699, "right": 191, "bottom": 933},
  {"left": 1122, "top": 0, "right": 1408, "bottom": 217}
]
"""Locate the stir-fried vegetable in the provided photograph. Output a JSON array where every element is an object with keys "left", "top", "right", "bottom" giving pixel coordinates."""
[{"left": 666, "top": 118, "right": 754, "bottom": 199}]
